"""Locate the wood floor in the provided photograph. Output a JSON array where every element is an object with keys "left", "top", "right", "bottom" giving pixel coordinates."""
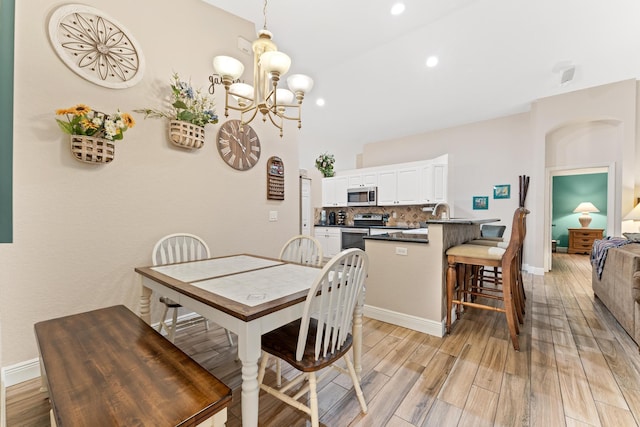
[{"left": 7, "top": 253, "right": 640, "bottom": 426}]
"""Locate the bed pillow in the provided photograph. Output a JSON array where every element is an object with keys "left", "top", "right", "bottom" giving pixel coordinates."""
[{"left": 623, "top": 232, "right": 640, "bottom": 241}]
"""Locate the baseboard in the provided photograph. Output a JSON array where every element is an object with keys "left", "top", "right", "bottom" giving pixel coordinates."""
[
  {"left": 524, "top": 263, "right": 545, "bottom": 276},
  {"left": 364, "top": 305, "right": 445, "bottom": 337},
  {"left": 2, "top": 358, "right": 40, "bottom": 387},
  {"left": 1, "top": 367, "right": 6, "bottom": 427}
]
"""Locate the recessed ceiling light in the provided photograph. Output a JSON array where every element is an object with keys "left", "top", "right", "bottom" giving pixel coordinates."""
[
  {"left": 426, "top": 56, "right": 439, "bottom": 68},
  {"left": 390, "top": 3, "right": 405, "bottom": 15},
  {"left": 316, "top": 98, "right": 325, "bottom": 107}
]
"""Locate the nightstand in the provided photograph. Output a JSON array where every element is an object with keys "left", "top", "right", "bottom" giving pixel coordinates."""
[{"left": 568, "top": 228, "right": 604, "bottom": 254}]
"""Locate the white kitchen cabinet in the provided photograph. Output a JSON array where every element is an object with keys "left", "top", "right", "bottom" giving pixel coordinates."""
[
  {"left": 419, "top": 163, "right": 448, "bottom": 204},
  {"left": 320, "top": 154, "right": 449, "bottom": 207},
  {"left": 377, "top": 167, "right": 420, "bottom": 206},
  {"left": 348, "top": 171, "right": 378, "bottom": 188},
  {"left": 314, "top": 227, "right": 341, "bottom": 258},
  {"left": 321, "top": 176, "right": 348, "bottom": 207},
  {"left": 377, "top": 170, "right": 396, "bottom": 205}
]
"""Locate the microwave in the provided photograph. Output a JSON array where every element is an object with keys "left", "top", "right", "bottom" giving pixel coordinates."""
[{"left": 347, "top": 186, "right": 377, "bottom": 206}]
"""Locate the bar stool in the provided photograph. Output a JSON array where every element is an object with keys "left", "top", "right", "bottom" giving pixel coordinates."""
[
  {"left": 445, "top": 208, "right": 528, "bottom": 350},
  {"left": 466, "top": 213, "right": 527, "bottom": 317}
]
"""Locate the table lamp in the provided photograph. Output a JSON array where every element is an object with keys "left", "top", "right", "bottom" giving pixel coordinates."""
[
  {"left": 623, "top": 203, "right": 640, "bottom": 224},
  {"left": 573, "top": 202, "right": 599, "bottom": 228}
]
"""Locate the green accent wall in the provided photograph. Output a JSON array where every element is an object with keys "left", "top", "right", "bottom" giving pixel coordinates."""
[
  {"left": 552, "top": 173, "right": 608, "bottom": 247},
  {"left": 0, "top": 0, "right": 14, "bottom": 243}
]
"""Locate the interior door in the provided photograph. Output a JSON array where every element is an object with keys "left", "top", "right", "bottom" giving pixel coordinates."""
[{"left": 300, "top": 177, "right": 312, "bottom": 236}]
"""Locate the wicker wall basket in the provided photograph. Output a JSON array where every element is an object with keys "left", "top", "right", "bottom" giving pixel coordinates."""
[
  {"left": 70, "top": 135, "right": 115, "bottom": 164},
  {"left": 169, "top": 120, "right": 205, "bottom": 149}
]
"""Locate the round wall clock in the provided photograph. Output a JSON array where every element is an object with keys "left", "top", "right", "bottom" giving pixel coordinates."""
[
  {"left": 48, "top": 4, "right": 145, "bottom": 89},
  {"left": 217, "top": 120, "right": 261, "bottom": 171}
]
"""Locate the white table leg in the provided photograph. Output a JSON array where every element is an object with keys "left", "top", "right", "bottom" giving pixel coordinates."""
[
  {"left": 140, "top": 281, "right": 152, "bottom": 325},
  {"left": 353, "top": 287, "right": 365, "bottom": 379},
  {"left": 237, "top": 322, "right": 262, "bottom": 427}
]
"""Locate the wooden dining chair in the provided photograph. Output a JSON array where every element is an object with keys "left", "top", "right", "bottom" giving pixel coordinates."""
[
  {"left": 152, "top": 233, "right": 234, "bottom": 346},
  {"left": 258, "top": 248, "right": 369, "bottom": 427},
  {"left": 279, "top": 235, "right": 324, "bottom": 267},
  {"left": 273, "top": 234, "right": 325, "bottom": 386},
  {"left": 445, "top": 208, "right": 529, "bottom": 350}
]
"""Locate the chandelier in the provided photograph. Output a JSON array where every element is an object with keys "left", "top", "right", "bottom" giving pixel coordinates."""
[{"left": 212, "top": 0, "right": 314, "bottom": 137}]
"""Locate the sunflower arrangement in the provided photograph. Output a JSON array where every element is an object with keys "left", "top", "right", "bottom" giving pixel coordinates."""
[{"left": 55, "top": 104, "right": 135, "bottom": 141}]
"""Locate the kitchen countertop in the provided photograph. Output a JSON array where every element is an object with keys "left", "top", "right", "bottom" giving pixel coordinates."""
[
  {"left": 314, "top": 224, "right": 413, "bottom": 229},
  {"left": 363, "top": 233, "right": 429, "bottom": 244},
  {"left": 426, "top": 218, "right": 500, "bottom": 225}
]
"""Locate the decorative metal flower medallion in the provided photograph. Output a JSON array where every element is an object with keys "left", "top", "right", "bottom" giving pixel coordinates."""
[{"left": 48, "top": 4, "right": 145, "bottom": 89}]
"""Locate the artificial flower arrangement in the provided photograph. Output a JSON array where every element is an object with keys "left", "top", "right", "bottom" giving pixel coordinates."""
[
  {"left": 55, "top": 104, "right": 135, "bottom": 141},
  {"left": 135, "top": 73, "right": 218, "bottom": 127},
  {"left": 315, "top": 152, "right": 335, "bottom": 177}
]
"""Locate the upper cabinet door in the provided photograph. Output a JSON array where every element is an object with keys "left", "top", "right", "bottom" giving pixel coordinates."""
[
  {"left": 419, "top": 163, "right": 448, "bottom": 203},
  {"left": 396, "top": 167, "right": 420, "bottom": 205},
  {"left": 321, "top": 176, "right": 348, "bottom": 207},
  {"left": 377, "top": 170, "right": 397, "bottom": 205},
  {"left": 348, "top": 171, "right": 378, "bottom": 188}
]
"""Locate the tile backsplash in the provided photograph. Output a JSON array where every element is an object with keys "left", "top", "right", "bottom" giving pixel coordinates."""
[{"left": 315, "top": 205, "right": 438, "bottom": 228}]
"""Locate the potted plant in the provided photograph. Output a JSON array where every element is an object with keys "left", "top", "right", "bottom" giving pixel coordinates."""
[
  {"left": 136, "top": 73, "right": 218, "bottom": 149},
  {"left": 315, "top": 152, "right": 335, "bottom": 177},
  {"left": 55, "top": 104, "right": 135, "bottom": 164}
]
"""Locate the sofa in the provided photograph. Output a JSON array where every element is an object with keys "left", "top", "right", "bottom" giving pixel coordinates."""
[{"left": 592, "top": 243, "right": 640, "bottom": 346}]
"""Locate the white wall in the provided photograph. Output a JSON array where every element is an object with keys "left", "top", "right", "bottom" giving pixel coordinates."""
[
  {"left": 0, "top": 0, "right": 301, "bottom": 366},
  {"left": 531, "top": 79, "right": 638, "bottom": 270}
]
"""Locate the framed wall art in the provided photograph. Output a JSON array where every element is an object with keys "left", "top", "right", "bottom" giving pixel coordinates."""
[
  {"left": 473, "top": 196, "right": 489, "bottom": 210},
  {"left": 493, "top": 184, "right": 510, "bottom": 199}
]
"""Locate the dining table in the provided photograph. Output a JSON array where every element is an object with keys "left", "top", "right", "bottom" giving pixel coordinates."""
[{"left": 135, "top": 254, "right": 364, "bottom": 427}]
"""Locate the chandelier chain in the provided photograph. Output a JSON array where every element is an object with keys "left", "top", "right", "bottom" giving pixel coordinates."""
[{"left": 263, "top": 0, "right": 268, "bottom": 30}]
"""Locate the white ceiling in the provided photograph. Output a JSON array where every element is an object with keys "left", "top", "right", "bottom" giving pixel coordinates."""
[{"left": 203, "top": 0, "right": 640, "bottom": 159}]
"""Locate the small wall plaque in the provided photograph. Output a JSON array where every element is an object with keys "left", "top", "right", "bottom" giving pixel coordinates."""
[{"left": 267, "top": 156, "right": 284, "bottom": 200}]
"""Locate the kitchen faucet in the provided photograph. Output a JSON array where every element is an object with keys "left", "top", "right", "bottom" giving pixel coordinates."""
[{"left": 433, "top": 202, "right": 450, "bottom": 220}]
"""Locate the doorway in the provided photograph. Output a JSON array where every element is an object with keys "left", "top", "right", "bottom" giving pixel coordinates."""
[{"left": 545, "top": 165, "right": 615, "bottom": 271}]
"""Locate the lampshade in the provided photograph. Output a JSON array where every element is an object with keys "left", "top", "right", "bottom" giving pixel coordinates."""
[
  {"left": 270, "top": 88, "right": 295, "bottom": 114},
  {"left": 287, "top": 74, "right": 314, "bottom": 94},
  {"left": 260, "top": 51, "right": 291, "bottom": 75},
  {"left": 573, "top": 202, "right": 599, "bottom": 213},
  {"left": 229, "top": 82, "right": 254, "bottom": 106},
  {"left": 573, "top": 202, "right": 599, "bottom": 228},
  {"left": 624, "top": 204, "right": 640, "bottom": 221},
  {"left": 212, "top": 56, "right": 244, "bottom": 80}
]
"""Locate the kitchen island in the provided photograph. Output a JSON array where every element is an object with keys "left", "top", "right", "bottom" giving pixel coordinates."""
[{"left": 363, "top": 218, "right": 499, "bottom": 337}]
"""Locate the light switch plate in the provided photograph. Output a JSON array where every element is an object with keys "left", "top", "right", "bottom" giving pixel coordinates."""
[{"left": 269, "top": 211, "right": 278, "bottom": 221}]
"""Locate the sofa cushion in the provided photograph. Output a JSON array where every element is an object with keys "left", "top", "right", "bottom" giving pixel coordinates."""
[{"left": 593, "top": 243, "right": 640, "bottom": 344}]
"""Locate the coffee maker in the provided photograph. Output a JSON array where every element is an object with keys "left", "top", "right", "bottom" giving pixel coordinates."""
[{"left": 328, "top": 212, "right": 336, "bottom": 225}]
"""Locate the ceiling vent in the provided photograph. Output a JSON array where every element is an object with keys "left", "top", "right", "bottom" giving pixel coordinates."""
[{"left": 560, "top": 66, "right": 576, "bottom": 86}]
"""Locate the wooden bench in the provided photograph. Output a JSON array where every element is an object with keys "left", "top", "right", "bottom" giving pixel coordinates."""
[{"left": 34, "top": 305, "right": 231, "bottom": 426}]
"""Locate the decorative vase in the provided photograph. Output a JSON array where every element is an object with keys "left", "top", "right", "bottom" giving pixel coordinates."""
[
  {"left": 169, "top": 120, "right": 205, "bottom": 149},
  {"left": 69, "top": 135, "right": 115, "bottom": 164}
]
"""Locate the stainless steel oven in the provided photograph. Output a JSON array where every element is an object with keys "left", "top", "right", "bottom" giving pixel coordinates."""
[{"left": 341, "top": 228, "right": 370, "bottom": 251}]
